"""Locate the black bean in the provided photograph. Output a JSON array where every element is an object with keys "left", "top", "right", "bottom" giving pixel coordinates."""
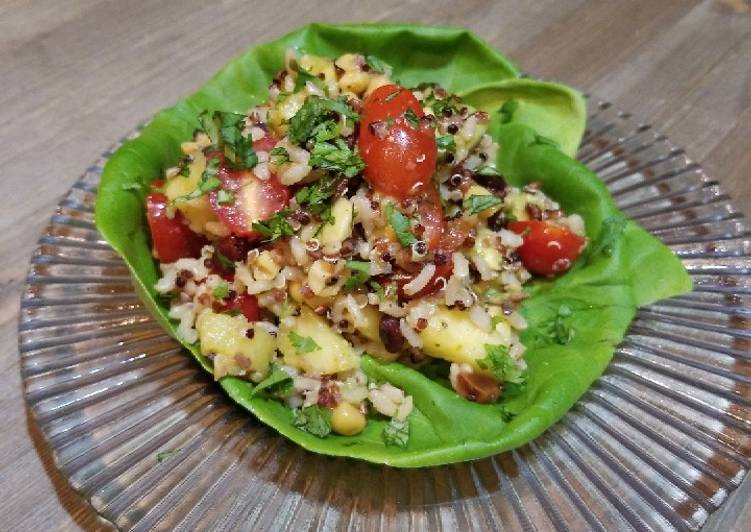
[{"left": 379, "top": 316, "right": 405, "bottom": 353}]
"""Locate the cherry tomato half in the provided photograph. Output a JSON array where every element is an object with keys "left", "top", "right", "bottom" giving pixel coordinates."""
[
  {"left": 145, "top": 192, "right": 206, "bottom": 263},
  {"left": 358, "top": 84, "right": 437, "bottom": 199},
  {"left": 209, "top": 167, "right": 289, "bottom": 238},
  {"left": 509, "top": 220, "right": 585, "bottom": 276}
]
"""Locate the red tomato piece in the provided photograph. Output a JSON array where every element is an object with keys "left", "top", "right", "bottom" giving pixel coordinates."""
[
  {"left": 231, "top": 293, "right": 260, "bottom": 322},
  {"left": 395, "top": 259, "right": 453, "bottom": 301},
  {"left": 438, "top": 218, "right": 473, "bottom": 252},
  {"left": 213, "top": 293, "right": 260, "bottom": 322},
  {"left": 145, "top": 192, "right": 206, "bottom": 263},
  {"left": 414, "top": 187, "right": 445, "bottom": 251},
  {"left": 209, "top": 167, "right": 290, "bottom": 238},
  {"left": 253, "top": 133, "right": 278, "bottom": 153},
  {"left": 358, "top": 84, "right": 437, "bottom": 199},
  {"left": 509, "top": 220, "right": 585, "bottom": 276}
]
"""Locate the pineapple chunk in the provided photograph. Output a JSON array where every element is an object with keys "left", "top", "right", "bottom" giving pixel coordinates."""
[
  {"left": 278, "top": 307, "right": 359, "bottom": 375},
  {"left": 299, "top": 54, "right": 338, "bottom": 96},
  {"left": 164, "top": 150, "right": 220, "bottom": 234},
  {"left": 196, "top": 309, "right": 276, "bottom": 380},
  {"left": 470, "top": 227, "right": 503, "bottom": 273},
  {"left": 318, "top": 197, "right": 353, "bottom": 253},
  {"left": 418, "top": 306, "right": 510, "bottom": 367},
  {"left": 353, "top": 304, "right": 381, "bottom": 343}
]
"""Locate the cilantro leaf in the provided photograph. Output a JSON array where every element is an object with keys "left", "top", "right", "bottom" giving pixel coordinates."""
[
  {"left": 499, "top": 99, "right": 519, "bottom": 124},
  {"left": 309, "top": 139, "right": 364, "bottom": 177},
  {"left": 270, "top": 146, "right": 290, "bottom": 165},
  {"left": 179, "top": 165, "right": 191, "bottom": 177},
  {"left": 384, "top": 203, "right": 417, "bottom": 247},
  {"left": 198, "top": 110, "right": 258, "bottom": 169},
  {"left": 475, "top": 165, "right": 502, "bottom": 177},
  {"left": 369, "top": 280, "right": 385, "bottom": 301},
  {"left": 295, "top": 174, "right": 335, "bottom": 211},
  {"left": 289, "top": 96, "right": 359, "bottom": 144},
  {"left": 343, "top": 260, "right": 371, "bottom": 291},
  {"left": 214, "top": 250, "right": 235, "bottom": 270},
  {"left": 463, "top": 194, "right": 502, "bottom": 215},
  {"left": 216, "top": 189, "right": 235, "bottom": 205},
  {"left": 436, "top": 135, "right": 456, "bottom": 152},
  {"left": 212, "top": 281, "right": 230, "bottom": 300},
  {"left": 249, "top": 364, "right": 293, "bottom": 398},
  {"left": 289, "top": 331, "right": 320, "bottom": 353},
  {"left": 383, "top": 418, "right": 409, "bottom": 447},
  {"left": 311, "top": 120, "right": 339, "bottom": 142},
  {"left": 366, "top": 55, "right": 392, "bottom": 74},
  {"left": 174, "top": 157, "right": 222, "bottom": 202},
  {"left": 251, "top": 209, "right": 294, "bottom": 241},
  {"left": 292, "top": 406, "right": 332, "bottom": 438},
  {"left": 294, "top": 69, "right": 326, "bottom": 93},
  {"left": 477, "top": 344, "right": 526, "bottom": 385},
  {"left": 403, "top": 107, "right": 419, "bottom": 129}
]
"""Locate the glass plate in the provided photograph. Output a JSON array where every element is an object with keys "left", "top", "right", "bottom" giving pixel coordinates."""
[{"left": 19, "top": 97, "right": 751, "bottom": 531}]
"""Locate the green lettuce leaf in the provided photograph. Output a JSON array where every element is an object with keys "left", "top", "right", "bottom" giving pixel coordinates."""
[{"left": 95, "top": 23, "right": 691, "bottom": 467}]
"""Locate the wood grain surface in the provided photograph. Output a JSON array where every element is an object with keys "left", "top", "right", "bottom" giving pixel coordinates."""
[{"left": 1, "top": 0, "right": 749, "bottom": 530}]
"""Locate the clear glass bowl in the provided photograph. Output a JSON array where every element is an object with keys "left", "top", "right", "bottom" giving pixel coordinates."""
[{"left": 19, "top": 97, "right": 751, "bottom": 531}]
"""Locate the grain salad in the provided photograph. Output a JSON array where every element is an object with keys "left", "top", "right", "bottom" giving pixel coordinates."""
[{"left": 145, "top": 51, "right": 587, "bottom": 443}]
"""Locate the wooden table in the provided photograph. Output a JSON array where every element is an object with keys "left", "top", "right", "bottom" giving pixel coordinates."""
[{"left": 1, "top": 0, "right": 749, "bottom": 529}]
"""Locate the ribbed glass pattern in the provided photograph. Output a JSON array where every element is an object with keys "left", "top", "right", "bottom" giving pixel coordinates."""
[{"left": 19, "top": 99, "right": 751, "bottom": 531}]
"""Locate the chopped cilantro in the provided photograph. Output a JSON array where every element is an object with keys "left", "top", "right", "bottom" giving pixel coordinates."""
[
  {"left": 178, "top": 165, "right": 191, "bottom": 177},
  {"left": 436, "top": 135, "right": 456, "bottom": 152},
  {"left": 309, "top": 139, "right": 365, "bottom": 177},
  {"left": 215, "top": 189, "right": 235, "bottom": 205},
  {"left": 475, "top": 165, "right": 502, "bottom": 177},
  {"left": 384, "top": 203, "right": 417, "bottom": 247},
  {"left": 156, "top": 449, "right": 180, "bottom": 463},
  {"left": 249, "top": 364, "right": 293, "bottom": 398},
  {"left": 499, "top": 99, "right": 519, "bottom": 124},
  {"left": 384, "top": 88, "right": 401, "bottom": 102},
  {"left": 366, "top": 55, "right": 392, "bottom": 74},
  {"left": 383, "top": 418, "right": 409, "bottom": 447},
  {"left": 251, "top": 209, "right": 294, "bottom": 241},
  {"left": 214, "top": 250, "right": 235, "bottom": 270},
  {"left": 294, "top": 69, "right": 326, "bottom": 93},
  {"left": 369, "top": 280, "right": 385, "bottom": 300},
  {"left": 477, "top": 344, "right": 526, "bottom": 385},
  {"left": 292, "top": 405, "right": 332, "bottom": 438},
  {"left": 464, "top": 194, "right": 504, "bottom": 217},
  {"left": 403, "top": 107, "right": 419, "bottom": 129},
  {"left": 289, "top": 331, "right": 320, "bottom": 353},
  {"left": 343, "top": 260, "right": 371, "bottom": 291},
  {"left": 463, "top": 194, "right": 502, "bottom": 215},
  {"left": 289, "top": 96, "right": 358, "bottom": 144},
  {"left": 174, "top": 157, "right": 222, "bottom": 202},
  {"left": 212, "top": 281, "right": 230, "bottom": 300},
  {"left": 295, "top": 174, "right": 335, "bottom": 211},
  {"left": 311, "top": 119, "right": 339, "bottom": 142},
  {"left": 270, "top": 146, "right": 290, "bottom": 165},
  {"left": 198, "top": 111, "right": 258, "bottom": 169}
]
